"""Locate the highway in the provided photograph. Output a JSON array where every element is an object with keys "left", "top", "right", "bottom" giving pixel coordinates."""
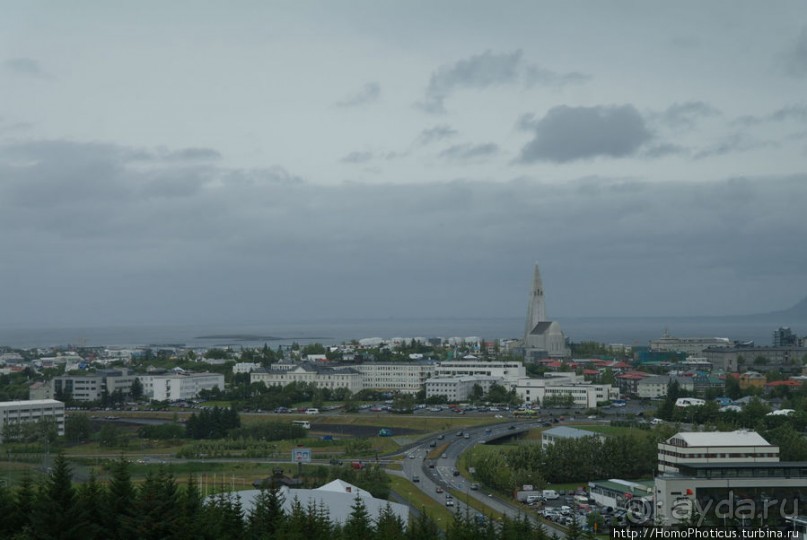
[{"left": 398, "top": 420, "right": 567, "bottom": 537}]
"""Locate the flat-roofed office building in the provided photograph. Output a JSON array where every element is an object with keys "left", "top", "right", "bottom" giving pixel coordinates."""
[{"left": 0, "top": 399, "right": 65, "bottom": 442}]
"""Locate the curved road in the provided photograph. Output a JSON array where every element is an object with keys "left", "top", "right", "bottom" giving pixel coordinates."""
[{"left": 398, "top": 420, "right": 566, "bottom": 537}]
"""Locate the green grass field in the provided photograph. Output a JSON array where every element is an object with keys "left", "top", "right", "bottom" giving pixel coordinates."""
[{"left": 388, "top": 474, "right": 455, "bottom": 529}]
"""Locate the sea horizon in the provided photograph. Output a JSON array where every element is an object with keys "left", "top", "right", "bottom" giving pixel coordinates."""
[{"left": 1, "top": 314, "right": 804, "bottom": 351}]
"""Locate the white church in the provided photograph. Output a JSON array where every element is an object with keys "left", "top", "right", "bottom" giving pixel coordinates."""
[{"left": 522, "top": 264, "right": 570, "bottom": 359}]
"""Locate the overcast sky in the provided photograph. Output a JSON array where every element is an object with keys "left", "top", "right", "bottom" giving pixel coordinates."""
[{"left": 1, "top": 1, "right": 806, "bottom": 328}]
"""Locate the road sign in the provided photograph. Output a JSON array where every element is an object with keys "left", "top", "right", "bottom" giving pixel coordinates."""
[{"left": 291, "top": 448, "right": 312, "bottom": 463}]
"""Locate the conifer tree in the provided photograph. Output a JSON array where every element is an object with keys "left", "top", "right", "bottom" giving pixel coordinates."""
[
  {"left": 76, "top": 470, "right": 108, "bottom": 540},
  {"left": 248, "top": 487, "right": 286, "bottom": 539},
  {"left": 176, "top": 474, "right": 205, "bottom": 540},
  {"left": 341, "top": 495, "right": 374, "bottom": 540},
  {"left": 131, "top": 468, "right": 180, "bottom": 540},
  {"left": 406, "top": 508, "right": 441, "bottom": 540},
  {"left": 279, "top": 497, "right": 308, "bottom": 540},
  {"left": 32, "top": 453, "right": 82, "bottom": 540},
  {"left": 10, "top": 470, "right": 36, "bottom": 535},
  {"left": 375, "top": 503, "right": 406, "bottom": 540},
  {"left": 104, "top": 456, "right": 137, "bottom": 540},
  {"left": 0, "top": 482, "right": 16, "bottom": 538}
]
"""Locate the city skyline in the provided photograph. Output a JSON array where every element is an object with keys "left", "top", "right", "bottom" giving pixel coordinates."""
[{"left": 1, "top": 2, "right": 806, "bottom": 327}]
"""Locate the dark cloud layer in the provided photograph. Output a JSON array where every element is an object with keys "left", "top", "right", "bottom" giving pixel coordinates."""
[
  {"left": 1, "top": 139, "right": 805, "bottom": 326},
  {"left": 518, "top": 105, "right": 652, "bottom": 163}
]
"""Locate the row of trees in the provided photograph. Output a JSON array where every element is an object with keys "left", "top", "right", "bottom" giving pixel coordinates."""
[
  {"left": 185, "top": 406, "right": 241, "bottom": 439},
  {"left": 0, "top": 454, "right": 560, "bottom": 540},
  {"left": 468, "top": 428, "right": 675, "bottom": 491}
]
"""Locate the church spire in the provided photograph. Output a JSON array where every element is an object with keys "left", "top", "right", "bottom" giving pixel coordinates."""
[{"left": 525, "top": 263, "right": 547, "bottom": 339}]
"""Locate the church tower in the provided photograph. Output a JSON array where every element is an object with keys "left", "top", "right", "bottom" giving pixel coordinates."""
[
  {"left": 523, "top": 263, "right": 570, "bottom": 359},
  {"left": 524, "top": 263, "right": 547, "bottom": 340}
]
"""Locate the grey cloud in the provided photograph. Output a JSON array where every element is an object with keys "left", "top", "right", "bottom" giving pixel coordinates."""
[
  {"left": 128, "top": 147, "right": 222, "bottom": 162},
  {"left": 340, "top": 150, "right": 403, "bottom": 164},
  {"left": 518, "top": 105, "right": 652, "bottom": 163},
  {"left": 335, "top": 82, "right": 381, "bottom": 107},
  {"left": 1, "top": 138, "right": 806, "bottom": 325},
  {"left": 165, "top": 147, "right": 222, "bottom": 161},
  {"left": 418, "top": 50, "right": 586, "bottom": 114},
  {"left": 523, "top": 66, "right": 589, "bottom": 87},
  {"left": 658, "top": 101, "right": 720, "bottom": 129},
  {"left": 3, "top": 57, "right": 47, "bottom": 77},
  {"left": 693, "top": 133, "right": 778, "bottom": 159},
  {"left": 341, "top": 151, "right": 374, "bottom": 164},
  {"left": 735, "top": 104, "right": 807, "bottom": 126},
  {"left": 416, "top": 124, "right": 458, "bottom": 146},
  {"left": 439, "top": 143, "right": 499, "bottom": 161},
  {"left": 641, "top": 143, "right": 689, "bottom": 158},
  {"left": 784, "top": 27, "right": 807, "bottom": 77}
]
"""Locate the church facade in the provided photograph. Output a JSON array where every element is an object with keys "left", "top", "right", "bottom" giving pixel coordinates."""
[{"left": 522, "top": 264, "right": 570, "bottom": 359}]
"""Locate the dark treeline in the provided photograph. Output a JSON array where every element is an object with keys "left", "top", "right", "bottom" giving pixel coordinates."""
[
  {"left": 0, "top": 454, "right": 556, "bottom": 540},
  {"left": 470, "top": 428, "right": 676, "bottom": 491},
  {"left": 185, "top": 406, "right": 241, "bottom": 439}
]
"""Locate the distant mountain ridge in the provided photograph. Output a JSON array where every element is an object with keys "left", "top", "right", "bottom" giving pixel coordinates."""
[{"left": 763, "top": 296, "right": 807, "bottom": 318}]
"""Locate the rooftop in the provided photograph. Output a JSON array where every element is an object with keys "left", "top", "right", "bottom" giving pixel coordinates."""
[
  {"left": 666, "top": 430, "right": 773, "bottom": 448},
  {"left": 543, "top": 426, "right": 601, "bottom": 440}
]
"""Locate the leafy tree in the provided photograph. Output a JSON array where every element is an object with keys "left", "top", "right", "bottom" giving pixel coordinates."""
[
  {"left": 65, "top": 413, "right": 92, "bottom": 444},
  {"left": 484, "top": 383, "right": 509, "bottom": 404},
  {"left": 130, "top": 377, "right": 144, "bottom": 400},
  {"left": 301, "top": 343, "right": 327, "bottom": 356},
  {"left": 98, "top": 424, "right": 125, "bottom": 448},
  {"left": 470, "top": 384, "right": 484, "bottom": 403},
  {"left": 205, "top": 348, "right": 232, "bottom": 359},
  {"left": 391, "top": 393, "right": 415, "bottom": 413}
]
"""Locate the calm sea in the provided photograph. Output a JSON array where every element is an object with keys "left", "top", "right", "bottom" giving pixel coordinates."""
[{"left": 0, "top": 316, "right": 802, "bottom": 349}]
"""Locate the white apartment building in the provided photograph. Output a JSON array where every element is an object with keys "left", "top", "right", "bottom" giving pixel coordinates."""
[
  {"left": 650, "top": 333, "right": 732, "bottom": 355},
  {"left": 346, "top": 361, "right": 435, "bottom": 395},
  {"left": 139, "top": 372, "right": 225, "bottom": 402},
  {"left": 233, "top": 362, "right": 261, "bottom": 374},
  {"left": 251, "top": 363, "right": 363, "bottom": 393},
  {"left": 636, "top": 375, "right": 695, "bottom": 399},
  {"left": 514, "top": 375, "right": 619, "bottom": 408},
  {"left": 51, "top": 369, "right": 138, "bottom": 402},
  {"left": 435, "top": 360, "right": 526, "bottom": 383},
  {"left": 424, "top": 375, "right": 502, "bottom": 402},
  {"left": 657, "top": 430, "right": 779, "bottom": 474},
  {"left": 0, "top": 399, "right": 65, "bottom": 442}
]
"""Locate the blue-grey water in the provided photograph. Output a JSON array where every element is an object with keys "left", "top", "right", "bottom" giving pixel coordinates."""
[{"left": 1, "top": 315, "right": 803, "bottom": 350}]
